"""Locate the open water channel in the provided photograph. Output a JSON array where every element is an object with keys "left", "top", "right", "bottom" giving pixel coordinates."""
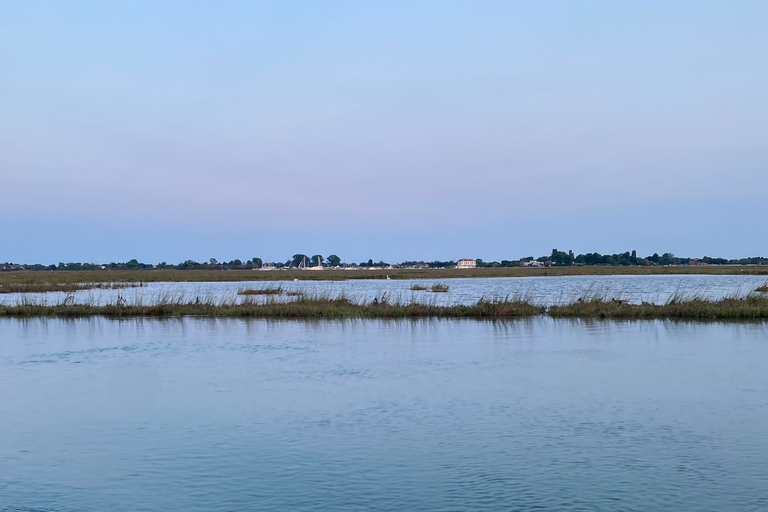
[{"left": 2, "top": 313, "right": 767, "bottom": 511}]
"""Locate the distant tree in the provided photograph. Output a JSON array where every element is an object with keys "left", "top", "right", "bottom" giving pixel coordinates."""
[
  {"left": 311, "top": 255, "right": 324, "bottom": 267},
  {"left": 209, "top": 258, "right": 218, "bottom": 265},
  {"left": 326, "top": 254, "right": 341, "bottom": 267},
  {"left": 291, "top": 254, "right": 309, "bottom": 267},
  {"left": 126, "top": 259, "right": 141, "bottom": 269},
  {"left": 251, "top": 258, "right": 263, "bottom": 268}
]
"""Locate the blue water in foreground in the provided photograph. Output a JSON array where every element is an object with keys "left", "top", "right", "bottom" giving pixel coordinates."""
[{"left": 2, "top": 318, "right": 767, "bottom": 511}]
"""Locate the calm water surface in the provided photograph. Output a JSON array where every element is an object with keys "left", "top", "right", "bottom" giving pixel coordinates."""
[
  {"left": 2, "top": 274, "right": 767, "bottom": 306},
  {"left": 1, "top": 318, "right": 767, "bottom": 511}
]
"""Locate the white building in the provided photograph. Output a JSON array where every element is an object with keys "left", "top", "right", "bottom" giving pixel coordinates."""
[
  {"left": 457, "top": 258, "right": 477, "bottom": 269},
  {"left": 522, "top": 260, "right": 545, "bottom": 267}
]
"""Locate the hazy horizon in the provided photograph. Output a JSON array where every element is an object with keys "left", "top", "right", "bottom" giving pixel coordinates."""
[{"left": 2, "top": 1, "right": 766, "bottom": 263}]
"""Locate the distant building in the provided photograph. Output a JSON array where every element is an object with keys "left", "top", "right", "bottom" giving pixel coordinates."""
[
  {"left": 523, "top": 260, "right": 545, "bottom": 267},
  {"left": 457, "top": 258, "right": 477, "bottom": 269}
]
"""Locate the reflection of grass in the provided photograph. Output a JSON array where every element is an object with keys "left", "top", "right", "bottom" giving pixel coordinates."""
[
  {"left": 410, "top": 284, "right": 427, "bottom": 291},
  {"left": 0, "top": 282, "right": 144, "bottom": 294},
  {"left": 4, "top": 291, "right": 768, "bottom": 320},
  {"left": 237, "top": 286, "right": 283, "bottom": 295},
  {"left": 430, "top": 283, "right": 449, "bottom": 293}
]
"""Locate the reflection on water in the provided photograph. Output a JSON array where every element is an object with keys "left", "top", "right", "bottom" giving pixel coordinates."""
[
  {"left": 1, "top": 274, "right": 767, "bottom": 307},
  {"left": 1, "top": 317, "right": 768, "bottom": 512}
]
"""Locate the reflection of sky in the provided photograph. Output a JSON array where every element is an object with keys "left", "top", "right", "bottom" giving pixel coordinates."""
[
  {"left": 1, "top": 274, "right": 766, "bottom": 307},
  {"left": 2, "top": 2, "right": 766, "bottom": 263}
]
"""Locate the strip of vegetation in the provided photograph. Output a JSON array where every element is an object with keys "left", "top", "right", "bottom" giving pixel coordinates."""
[
  {"left": 0, "top": 296, "right": 544, "bottom": 319},
  {"left": 0, "top": 282, "right": 145, "bottom": 294},
  {"left": 410, "top": 284, "right": 427, "bottom": 291},
  {"left": 237, "top": 286, "right": 284, "bottom": 295},
  {"left": 430, "top": 284, "right": 449, "bottom": 293},
  {"left": 1, "top": 266, "right": 767, "bottom": 287},
  {"left": 548, "top": 296, "right": 768, "bottom": 320},
  {"left": 755, "top": 284, "right": 768, "bottom": 293},
  {"left": 2, "top": 295, "right": 767, "bottom": 320}
]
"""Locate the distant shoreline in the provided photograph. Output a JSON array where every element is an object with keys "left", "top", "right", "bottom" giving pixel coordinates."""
[{"left": 1, "top": 265, "right": 767, "bottom": 288}]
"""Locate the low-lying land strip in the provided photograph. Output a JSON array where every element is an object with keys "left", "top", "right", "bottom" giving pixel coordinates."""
[
  {"left": 1, "top": 265, "right": 766, "bottom": 287},
  {"left": 0, "top": 282, "right": 145, "bottom": 294},
  {"left": 2, "top": 295, "right": 767, "bottom": 321}
]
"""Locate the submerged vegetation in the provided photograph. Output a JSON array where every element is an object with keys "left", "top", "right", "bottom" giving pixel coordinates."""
[
  {"left": 430, "top": 283, "right": 450, "bottom": 293},
  {"left": 1, "top": 292, "right": 767, "bottom": 321},
  {"left": 410, "top": 284, "right": 427, "bottom": 291}
]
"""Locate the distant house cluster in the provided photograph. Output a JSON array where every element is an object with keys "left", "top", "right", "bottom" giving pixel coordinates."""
[{"left": 456, "top": 258, "right": 477, "bottom": 269}]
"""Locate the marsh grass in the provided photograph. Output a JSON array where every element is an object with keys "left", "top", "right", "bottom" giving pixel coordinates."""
[
  {"left": 754, "top": 282, "right": 768, "bottom": 293},
  {"left": 430, "top": 283, "right": 449, "bottom": 293},
  {"left": 0, "top": 282, "right": 145, "bottom": 294},
  {"left": 549, "top": 293, "right": 768, "bottom": 320},
  {"left": 4, "top": 289, "right": 767, "bottom": 320},
  {"left": 410, "top": 284, "right": 428, "bottom": 291},
  {"left": 237, "top": 286, "right": 284, "bottom": 295},
  {"left": 0, "top": 292, "right": 542, "bottom": 319}
]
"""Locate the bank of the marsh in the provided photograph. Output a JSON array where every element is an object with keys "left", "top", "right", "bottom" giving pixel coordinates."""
[
  {"left": 2, "top": 294, "right": 767, "bottom": 321},
  {"left": 0, "top": 281, "right": 145, "bottom": 294}
]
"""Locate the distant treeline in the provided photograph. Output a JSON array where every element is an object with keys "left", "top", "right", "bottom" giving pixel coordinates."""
[{"left": 2, "top": 250, "right": 767, "bottom": 271}]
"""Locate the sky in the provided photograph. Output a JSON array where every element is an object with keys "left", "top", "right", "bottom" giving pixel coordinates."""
[{"left": 2, "top": 1, "right": 766, "bottom": 264}]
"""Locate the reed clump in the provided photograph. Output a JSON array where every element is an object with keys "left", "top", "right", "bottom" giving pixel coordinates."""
[
  {"left": 237, "top": 286, "right": 284, "bottom": 295},
  {"left": 754, "top": 283, "right": 768, "bottom": 293},
  {"left": 430, "top": 283, "right": 449, "bottom": 293},
  {"left": 548, "top": 294, "right": 768, "bottom": 320},
  {"left": 410, "top": 284, "right": 427, "bottom": 291}
]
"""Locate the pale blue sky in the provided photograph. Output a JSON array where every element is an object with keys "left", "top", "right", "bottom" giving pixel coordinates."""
[{"left": 2, "top": 1, "right": 766, "bottom": 264}]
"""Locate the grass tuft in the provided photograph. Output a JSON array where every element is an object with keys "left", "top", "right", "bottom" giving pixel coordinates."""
[
  {"left": 430, "top": 283, "right": 449, "bottom": 293},
  {"left": 237, "top": 286, "right": 284, "bottom": 295}
]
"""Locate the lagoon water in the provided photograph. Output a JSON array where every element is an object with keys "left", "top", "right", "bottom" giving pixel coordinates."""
[
  {"left": 2, "top": 273, "right": 767, "bottom": 307},
  {"left": 2, "top": 317, "right": 768, "bottom": 511}
]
